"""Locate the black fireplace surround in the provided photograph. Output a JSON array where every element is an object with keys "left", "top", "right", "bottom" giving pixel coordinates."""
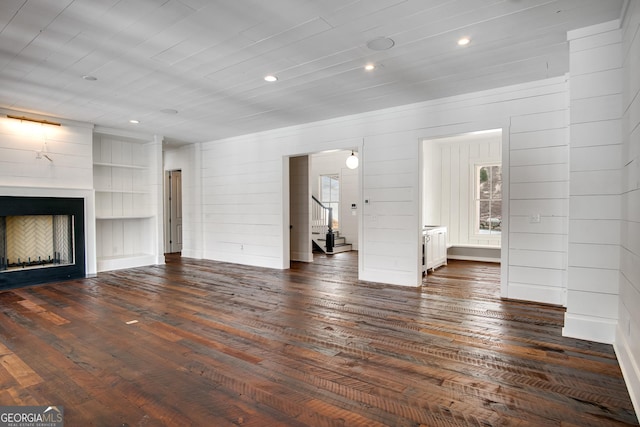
[{"left": 0, "top": 196, "right": 85, "bottom": 290}]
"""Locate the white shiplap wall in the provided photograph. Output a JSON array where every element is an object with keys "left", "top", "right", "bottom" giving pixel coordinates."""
[
  {"left": 0, "top": 111, "right": 93, "bottom": 189},
  {"left": 616, "top": 0, "right": 640, "bottom": 417},
  {"left": 427, "top": 134, "right": 502, "bottom": 247},
  {"left": 507, "top": 104, "right": 570, "bottom": 305},
  {"left": 362, "top": 131, "right": 419, "bottom": 284},
  {"left": 564, "top": 20, "right": 623, "bottom": 344},
  {"left": 422, "top": 141, "right": 442, "bottom": 228},
  {"left": 200, "top": 136, "right": 291, "bottom": 269},
  {"left": 189, "top": 76, "right": 570, "bottom": 292},
  {"left": 0, "top": 110, "right": 97, "bottom": 275}
]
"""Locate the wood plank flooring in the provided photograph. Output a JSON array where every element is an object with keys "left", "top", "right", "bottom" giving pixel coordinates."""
[{"left": 0, "top": 252, "right": 637, "bottom": 426}]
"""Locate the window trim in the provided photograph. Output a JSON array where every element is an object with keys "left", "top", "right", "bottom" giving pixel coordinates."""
[
  {"left": 319, "top": 173, "right": 340, "bottom": 231},
  {"left": 470, "top": 161, "right": 502, "bottom": 241}
]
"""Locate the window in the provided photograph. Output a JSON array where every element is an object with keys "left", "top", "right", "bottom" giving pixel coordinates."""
[
  {"left": 320, "top": 174, "right": 339, "bottom": 230},
  {"left": 475, "top": 164, "right": 502, "bottom": 236}
]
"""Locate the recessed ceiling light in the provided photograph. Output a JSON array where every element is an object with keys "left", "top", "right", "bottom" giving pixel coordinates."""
[
  {"left": 364, "top": 64, "right": 376, "bottom": 71},
  {"left": 129, "top": 119, "right": 140, "bottom": 124},
  {"left": 458, "top": 37, "right": 471, "bottom": 46},
  {"left": 366, "top": 37, "right": 395, "bottom": 51},
  {"left": 82, "top": 75, "right": 97, "bottom": 81},
  {"left": 264, "top": 75, "right": 278, "bottom": 82}
]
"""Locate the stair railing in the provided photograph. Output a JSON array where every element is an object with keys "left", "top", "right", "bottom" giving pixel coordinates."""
[{"left": 311, "top": 196, "right": 334, "bottom": 253}]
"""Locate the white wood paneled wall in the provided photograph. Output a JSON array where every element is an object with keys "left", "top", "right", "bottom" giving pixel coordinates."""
[
  {"left": 362, "top": 132, "right": 419, "bottom": 285},
  {"left": 340, "top": 166, "right": 359, "bottom": 251},
  {"left": 199, "top": 137, "right": 287, "bottom": 269},
  {"left": 0, "top": 111, "right": 93, "bottom": 189},
  {"left": 426, "top": 135, "right": 502, "bottom": 247},
  {"left": 564, "top": 21, "right": 623, "bottom": 344},
  {"left": 507, "top": 106, "right": 570, "bottom": 305},
  {"left": 0, "top": 110, "right": 96, "bottom": 274},
  {"left": 616, "top": 0, "right": 640, "bottom": 417},
  {"left": 422, "top": 141, "right": 442, "bottom": 227},
  {"left": 190, "top": 75, "right": 571, "bottom": 289}
]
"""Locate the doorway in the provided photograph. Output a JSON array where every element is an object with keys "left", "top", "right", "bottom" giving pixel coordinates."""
[
  {"left": 286, "top": 150, "right": 359, "bottom": 266},
  {"left": 421, "top": 129, "right": 505, "bottom": 293},
  {"left": 289, "top": 156, "right": 312, "bottom": 262},
  {"left": 165, "top": 170, "right": 183, "bottom": 254}
]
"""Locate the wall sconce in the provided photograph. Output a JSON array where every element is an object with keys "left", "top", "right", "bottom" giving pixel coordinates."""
[
  {"left": 346, "top": 150, "right": 359, "bottom": 169},
  {"left": 6, "top": 115, "right": 59, "bottom": 163},
  {"left": 6, "top": 114, "right": 61, "bottom": 126}
]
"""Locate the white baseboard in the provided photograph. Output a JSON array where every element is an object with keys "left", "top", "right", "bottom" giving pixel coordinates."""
[
  {"left": 562, "top": 313, "right": 616, "bottom": 344},
  {"left": 359, "top": 268, "right": 419, "bottom": 287},
  {"left": 507, "top": 282, "right": 565, "bottom": 306},
  {"left": 181, "top": 249, "right": 203, "bottom": 259},
  {"left": 614, "top": 325, "right": 640, "bottom": 424},
  {"left": 291, "top": 251, "right": 313, "bottom": 262}
]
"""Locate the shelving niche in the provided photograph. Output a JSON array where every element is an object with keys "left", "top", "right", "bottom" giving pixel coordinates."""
[{"left": 93, "top": 133, "right": 162, "bottom": 272}]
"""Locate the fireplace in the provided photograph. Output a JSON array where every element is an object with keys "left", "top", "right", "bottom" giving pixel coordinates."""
[{"left": 0, "top": 196, "right": 85, "bottom": 289}]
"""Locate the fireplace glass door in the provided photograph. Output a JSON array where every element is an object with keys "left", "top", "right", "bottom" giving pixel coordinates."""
[{"left": 0, "top": 214, "right": 75, "bottom": 272}]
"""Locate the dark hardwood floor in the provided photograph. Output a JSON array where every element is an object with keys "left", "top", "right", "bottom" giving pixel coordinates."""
[{"left": 0, "top": 252, "right": 637, "bottom": 426}]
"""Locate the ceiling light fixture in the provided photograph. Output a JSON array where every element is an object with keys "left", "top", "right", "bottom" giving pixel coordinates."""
[
  {"left": 129, "top": 119, "right": 140, "bottom": 124},
  {"left": 160, "top": 108, "right": 178, "bottom": 115},
  {"left": 364, "top": 64, "right": 376, "bottom": 71},
  {"left": 457, "top": 37, "right": 471, "bottom": 46},
  {"left": 6, "top": 115, "right": 61, "bottom": 126},
  {"left": 366, "top": 37, "right": 395, "bottom": 51},
  {"left": 264, "top": 75, "right": 278, "bottom": 82},
  {"left": 346, "top": 151, "right": 359, "bottom": 169}
]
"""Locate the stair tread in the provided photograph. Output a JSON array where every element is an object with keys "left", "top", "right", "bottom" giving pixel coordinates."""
[
  {"left": 327, "top": 244, "right": 352, "bottom": 254},
  {"left": 312, "top": 234, "right": 351, "bottom": 254}
]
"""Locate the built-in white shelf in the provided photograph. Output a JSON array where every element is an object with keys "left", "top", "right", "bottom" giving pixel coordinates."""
[
  {"left": 95, "top": 189, "right": 148, "bottom": 194},
  {"left": 93, "top": 162, "right": 148, "bottom": 170},
  {"left": 97, "top": 253, "right": 157, "bottom": 272},
  {"left": 93, "top": 133, "right": 161, "bottom": 273},
  {"left": 96, "top": 215, "right": 154, "bottom": 220}
]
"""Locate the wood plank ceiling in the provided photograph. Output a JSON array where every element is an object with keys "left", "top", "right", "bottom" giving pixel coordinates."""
[{"left": 0, "top": 0, "right": 625, "bottom": 144}]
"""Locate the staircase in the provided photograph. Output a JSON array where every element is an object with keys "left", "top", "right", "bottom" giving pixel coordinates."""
[
  {"left": 312, "top": 196, "right": 352, "bottom": 255},
  {"left": 312, "top": 230, "right": 352, "bottom": 254}
]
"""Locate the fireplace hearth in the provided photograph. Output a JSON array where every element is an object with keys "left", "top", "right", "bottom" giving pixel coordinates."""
[{"left": 0, "top": 196, "right": 85, "bottom": 289}]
